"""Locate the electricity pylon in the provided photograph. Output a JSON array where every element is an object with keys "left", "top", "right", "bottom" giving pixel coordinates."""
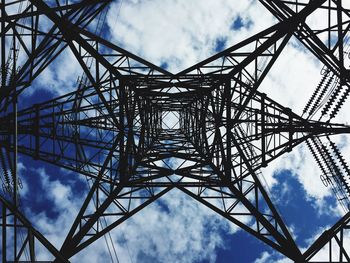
[{"left": 1, "top": 0, "right": 350, "bottom": 262}]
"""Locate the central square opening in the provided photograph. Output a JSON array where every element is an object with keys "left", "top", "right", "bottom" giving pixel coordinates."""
[{"left": 162, "top": 111, "right": 180, "bottom": 129}]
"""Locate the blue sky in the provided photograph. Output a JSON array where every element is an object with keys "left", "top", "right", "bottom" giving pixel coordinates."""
[{"left": 7, "top": 0, "right": 350, "bottom": 262}]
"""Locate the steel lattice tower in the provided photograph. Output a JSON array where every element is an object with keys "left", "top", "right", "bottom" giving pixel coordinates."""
[{"left": 1, "top": 0, "right": 350, "bottom": 262}]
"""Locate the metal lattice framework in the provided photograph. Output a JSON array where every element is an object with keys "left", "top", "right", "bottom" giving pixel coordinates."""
[{"left": 1, "top": 0, "right": 350, "bottom": 262}]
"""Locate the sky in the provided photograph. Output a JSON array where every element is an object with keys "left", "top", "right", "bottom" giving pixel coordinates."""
[{"left": 5, "top": 0, "right": 350, "bottom": 262}]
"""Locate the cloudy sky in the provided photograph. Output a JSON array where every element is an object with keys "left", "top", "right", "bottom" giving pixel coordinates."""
[{"left": 9, "top": 0, "right": 350, "bottom": 262}]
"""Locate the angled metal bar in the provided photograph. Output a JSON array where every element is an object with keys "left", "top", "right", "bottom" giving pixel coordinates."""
[
  {"left": 303, "top": 212, "right": 350, "bottom": 262},
  {"left": 0, "top": 195, "right": 69, "bottom": 262}
]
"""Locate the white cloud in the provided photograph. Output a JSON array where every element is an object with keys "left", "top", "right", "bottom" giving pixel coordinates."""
[
  {"left": 25, "top": 48, "right": 83, "bottom": 98},
  {"left": 31, "top": 168, "right": 83, "bottom": 245},
  {"left": 254, "top": 251, "right": 271, "bottom": 263},
  {"left": 106, "top": 0, "right": 276, "bottom": 72},
  {"left": 253, "top": 251, "right": 292, "bottom": 263}
]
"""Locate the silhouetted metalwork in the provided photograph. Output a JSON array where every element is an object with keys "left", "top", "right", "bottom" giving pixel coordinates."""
[
  {"left": 1, "top": 0, "right": 350, "bottom": 262},
  {"left": 304, "top": 212, "right": 350, "bottom": 262}
]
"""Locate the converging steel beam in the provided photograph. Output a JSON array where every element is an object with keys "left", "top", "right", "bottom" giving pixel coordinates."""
[
  {"left": 0, "top": 195, "right": 69, "bottom": 262},
  {"left": 1, "top": 0, "right": 350, "bottom": 262}
]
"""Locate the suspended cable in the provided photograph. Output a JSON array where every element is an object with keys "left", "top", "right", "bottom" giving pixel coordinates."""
[
  {"left": 112, "top": 0, "right": 124, "bottom": 32},
  {"left": 108, "top": 230, "right": 120, "bottom": 263},
  {"left": 103, "top": 233, "right": 116, "bottom": 263}
]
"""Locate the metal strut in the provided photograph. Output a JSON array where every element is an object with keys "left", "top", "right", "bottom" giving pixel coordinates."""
[{"left": 0, "top": 0, "right": 350, "bottom": 262}]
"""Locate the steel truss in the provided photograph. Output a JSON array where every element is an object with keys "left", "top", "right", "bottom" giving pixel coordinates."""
[{"left": 1, "top": 0, "right": 350, "bottom": 262}]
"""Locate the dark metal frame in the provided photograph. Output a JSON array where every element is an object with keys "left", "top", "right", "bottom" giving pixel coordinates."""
[{"left": 1, "top": 0, "right": 350, "bottom": 262}]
